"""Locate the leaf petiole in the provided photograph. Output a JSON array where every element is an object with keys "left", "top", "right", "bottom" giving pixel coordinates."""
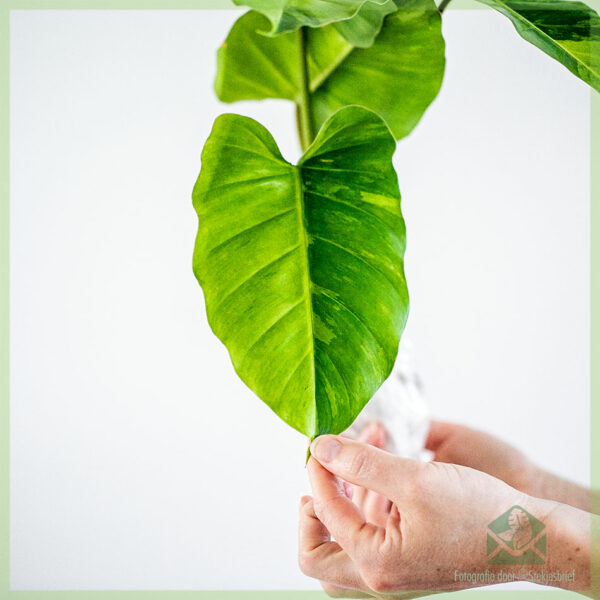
[
  {"left": 438, "top": 0, "right": 452, "bottom": 12},
  {"left": 297, "top": 26, "right": 315, "bottom": 151}
]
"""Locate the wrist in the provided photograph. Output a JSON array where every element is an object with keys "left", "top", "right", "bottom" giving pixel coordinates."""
[
  {"left": 523, "top": 465, "right": 590, "bottom": 512},
  {"left": 509, "top": 458, "right": 543, "bottom": 498},
  {"left": 523, "top": 498, "right": 591, "bottom": 592},
  {"left": 469, "top": 493, "right": 589, "bottom": 592}
]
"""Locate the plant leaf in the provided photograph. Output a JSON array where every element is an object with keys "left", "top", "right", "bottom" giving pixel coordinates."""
[
  {"left": 332, "top": 0, "right": 398, "bottom": 47},
  {"left": 192, "top": 106, "right": 409, "bottom": 438},
  {"left": 215, "top": 11, "right": 349, "bottom": 104},
  {"left": 215, "top": 2, "right": 445, "bottom": 140},
  {"left": 476, "top": 0, "right": 600, "bottom": 91},
  {"left": 232, "top": 0, "right": 392, "bottom": 37}
]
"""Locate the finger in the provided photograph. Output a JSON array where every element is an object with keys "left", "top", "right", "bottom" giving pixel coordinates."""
[
  {"left": 425, "top": 420, "right": 457, "bottom": 452},
  {"left": 385, "top": 503, "right": 402, "bottom": 546},
  {"left": 357, "top": 422, "right": 386, "bottom": 450},
  {"left": 386, "top": 504, "right": 401, "bottom": 530},
  {"left": 352, "top": 484, "right": 368, "bottom": 510},
  {"left": 298, "top": 495, "right": 366, "bottom": 590},
  {"left": 342, "top": 481, "right": 354, "bottom": 500},
  {"left": 307, "top": 458, "right": 382, "bottom": 557},
  {"left": 299, "top": 495, "right": 330, "bottom": 551},
  {"left": 352, "top": 423, "right": 388, "bottom": 517},
  {"left": 363, "top": 490, "right": 392, "bottom": 528},
  {"left": 368, "top": 422, "right": 387, "bottom": 450},
  {"left": 349, "top": 424, "right": 380, "bottom": 510},
  {"left": 387, "top": 502, "right": 401, "bottom": 527},
  {"left": 310, "top": 435, "right": 421, "bottom": 502}
]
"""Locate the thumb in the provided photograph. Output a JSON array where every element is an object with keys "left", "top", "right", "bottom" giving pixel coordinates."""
[{"left": 310, "top": 434, "right": 421, "bottom": 501}]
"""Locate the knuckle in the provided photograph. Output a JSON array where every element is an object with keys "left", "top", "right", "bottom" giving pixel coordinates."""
[
  {"left": 298, "top": 550, "right": 316, "bottom": 576},
  {"left": 359, "top": 551, "right": 405, "bottom": 593},
  {"left": 312, "top": 497, "right": 327, "bottom": 520},
  {"left": 314, "top": 495, "right": 343, "bottom": 524},
  {"left": 363, "top": 568, "right": 395, "bottom": 593},
  {"left": 301, "top": 499, "right": 314, "bottom": 517}
]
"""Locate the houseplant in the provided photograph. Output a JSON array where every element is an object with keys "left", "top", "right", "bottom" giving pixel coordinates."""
[{"left": 192, "top": 0, "right": 599, "bottom": 447}]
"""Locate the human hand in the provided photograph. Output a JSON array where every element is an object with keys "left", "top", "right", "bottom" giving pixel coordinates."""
[
  {"left": 298, "top": 435, "right": 589, "bottom": 597},
  {"left": 425, "top": 421, "right": 533, "bottom": 493},
  {"left": 426, "top": 421, "right": 590, "bottom": 512},
  {"left": 346, "top": 423, "right": 392, "bottom": 529},
  {"left": 307, "top": 422, "right": 391, "bottom": 598}
]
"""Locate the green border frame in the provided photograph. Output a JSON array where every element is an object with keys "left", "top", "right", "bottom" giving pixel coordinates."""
[{"left": 0, "top": 0, "right": 597, "bottom": 597}]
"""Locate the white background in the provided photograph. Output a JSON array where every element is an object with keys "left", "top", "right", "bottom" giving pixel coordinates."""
[{"left": 10, "top": 8, "right": 590, "bottom": 590}]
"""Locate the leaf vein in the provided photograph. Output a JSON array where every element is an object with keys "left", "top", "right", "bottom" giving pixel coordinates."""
[
  {"left": 314, "top": 286, "right": 390, "bottom": 361},
  {"left": 277, "top": 347, "right": 312, "bottom": 407},
  {"left": 240, "top": 296, "right": 305, "bottom": 364},
  {"left": 203, "top": 174, "right": 290, "bottom": 195},
  {"left": 302, "top": 165, "right": 381, "bottom": 175},
  {"left": 219, "top": 142, "right": 289, "bottom": 164},
  {"left": 306, "top": 189, "right": 400, "bottom": 227},
  {"left": 318, "top": 347, "right": 350, "bottom": 406},
  {"left": 311, "top": 233, "right": 402, "bottom": 292},
  {"left": 213, "top": 244, "right": 300, "bottom": 312},
  {"left": 208, "top": 208, "right": 295, "bottom": 255}
]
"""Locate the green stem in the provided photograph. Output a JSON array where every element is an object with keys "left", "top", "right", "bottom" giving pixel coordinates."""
[
  {"left": 297, "top": 26, "right": 315, "bottom": 152},
  {"left": 295, "top": 105, "right": 306, "bottom": 151},
  {"left": 438, "top": 0, "right": 452, "bottom": 13},
  {"left": 304, "top": 435, "right": 317, "bottom": 465}
]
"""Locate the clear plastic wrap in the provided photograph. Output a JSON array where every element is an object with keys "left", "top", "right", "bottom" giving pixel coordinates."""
[{"left": 344, "top": 339, "right": 431, "bottom": 460}]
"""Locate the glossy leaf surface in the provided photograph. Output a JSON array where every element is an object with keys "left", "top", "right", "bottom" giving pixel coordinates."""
[
  {"left": 233, "top": 0, "right": 391, "bottom": 37},
  {"left": 215, "top": 2, "right": 445, "bottom": 140},
  {"left": 477, "top": 0, "right": 600, "bottom": 91},
  {"left": 332, "top": 0, "right": 397, "bottom": 47},
  {"left": 193, "top": 107, "right": 409, "bottom": 437}
]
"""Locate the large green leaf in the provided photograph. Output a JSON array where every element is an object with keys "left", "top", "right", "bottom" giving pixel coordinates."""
[
  {"left": 333, "top": 0, "right": 397, "bottom": 47},
  {"left": 476, "top": 0, "right": 600, "bottom": 91},
  {"left": 192, "top": 106, "right": 409, "bottom": 438},
  {"left": 215, "top": 1, "right": 445, "bottom": 140},
  {"left": 233, "top": 0, "right": 392, "bottom": 38},
  {"left": 215, "top": 11, "right": 348, "bottom": 104}
]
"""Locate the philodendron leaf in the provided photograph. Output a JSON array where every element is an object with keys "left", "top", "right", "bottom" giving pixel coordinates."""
[
  {"left": 476, "top": 0, "right": 600, "bottom": 91},
  {"left": 215, "top": 11, "right": 348, "bottom": 105},
  {"left": 332, "top": 0, "right": 398, "bottom": 47},
  {"left": 216, "top": 2, "right": 445, "bottom": 140},
  {"left": 233, "top": 0, "right": 392, "bottom": 38},
  {"left": 193, "top": 106, "right": 409, "bottom": 438}
]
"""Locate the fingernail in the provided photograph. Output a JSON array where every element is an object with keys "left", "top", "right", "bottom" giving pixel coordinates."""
[{"left": 311, "top": 436, "right": 341, "bottom": 462}]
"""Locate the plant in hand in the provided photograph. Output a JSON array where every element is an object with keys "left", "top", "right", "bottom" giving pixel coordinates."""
[{"left": 192, "top": 0, "right": 600, "bottom": 445}]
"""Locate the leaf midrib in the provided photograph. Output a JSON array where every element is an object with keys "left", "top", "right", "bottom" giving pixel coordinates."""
[{"left": 292, "top": 166, "right": 317, "bottom": 435}]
